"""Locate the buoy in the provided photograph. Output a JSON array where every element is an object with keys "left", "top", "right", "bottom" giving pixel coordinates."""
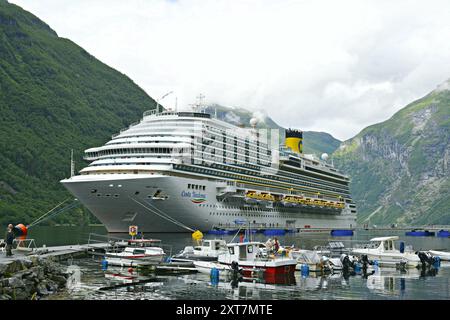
[
  {"left": 210, "top": 267, "right": 219, "bottom": 285},
  {"left": 373, "top": 260, "right": 379, "bottom": 271},
  {"left": 128, "top": 267, "right": 134, "bottom": 274},
  {"left": 301, "top": 264, "right": 309, "bottom": 277},
  {"left": 192, "top": 230, "right": 204, "bottom": 241},
  {"left": 14, "top": 224, "right": 28, "bottom": 240},
  {"left": 101, "top": 258, "right": 108, "bottom": 271},
  {"left": 433, "top": 256, "right": 441, "bottom": 268}
]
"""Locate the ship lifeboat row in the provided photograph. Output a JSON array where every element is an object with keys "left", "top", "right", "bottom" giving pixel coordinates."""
[
  {"left": 245, "top": 192, "right": 276, "bottom": 203},
  {"left": 281, "top": 196, "right": 345, "bottom": 209},
  {"left": 244, "top": 191, "right": 344, "bottom": 209}
]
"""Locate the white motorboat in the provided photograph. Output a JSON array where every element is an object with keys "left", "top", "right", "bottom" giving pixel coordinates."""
[
  {"left": 351, "top": 236, "right": 420, "bottom": 268},
  {"left": 291, "top": 249, "right": 342, "bottom": 272},
  {"left": 171, "top": 239, "right": 227, "bottom": 263},
  {"left": 428, "top": 250, "right": 450, "bottom": 261},
  {"left": 291, "top": 249, "right": 328, "bottom": 272},
  {"left": 105, "top": 239, "right": 165, "bottom": 267},
  {"left": 193, "top": 260, "right": 233, "bottom": 275}
]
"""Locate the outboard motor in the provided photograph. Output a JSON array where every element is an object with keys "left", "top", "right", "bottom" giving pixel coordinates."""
[
  {"left": 360, "top": 254, "right": 369, "bottom": 266},
  {"left": 340, "top": 254, "right": 352, "bottom": 273},
  {"left": 230, "top": 261, "right": 242, "bottom": 279},
  {"left": 417, "top": 251, "right": 437, "bottom": 268}
]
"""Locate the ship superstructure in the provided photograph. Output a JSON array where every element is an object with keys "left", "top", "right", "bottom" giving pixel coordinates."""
[{"left": 61, "top": 109, "right": 357, "bottom": 232}]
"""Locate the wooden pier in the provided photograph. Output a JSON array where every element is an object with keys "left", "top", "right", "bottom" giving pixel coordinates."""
[{"left": 0, "top": 234, "right": 128, "bottom": 266}]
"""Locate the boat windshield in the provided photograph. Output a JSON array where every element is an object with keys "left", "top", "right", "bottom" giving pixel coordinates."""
[{"left": 127, "top": 239, "right": 162, "bottom": 247}]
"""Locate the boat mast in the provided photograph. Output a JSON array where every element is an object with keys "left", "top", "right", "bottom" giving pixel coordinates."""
[{"left": 70, "top": 149, "right": 75, "bottom": 177}]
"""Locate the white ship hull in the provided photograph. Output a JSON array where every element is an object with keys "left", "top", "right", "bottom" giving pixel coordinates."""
[{"left": 62, "top": 173, "right": 356, "bottom": 233}]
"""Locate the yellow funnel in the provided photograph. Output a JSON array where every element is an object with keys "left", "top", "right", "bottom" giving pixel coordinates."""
[{"left": 285, "top": 129, "right": 303, "bottom": 154}]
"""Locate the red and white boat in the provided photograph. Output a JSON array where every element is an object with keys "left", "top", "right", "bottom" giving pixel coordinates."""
[{"left": 194, "top": 242, "right": 297, "bottom": 282}]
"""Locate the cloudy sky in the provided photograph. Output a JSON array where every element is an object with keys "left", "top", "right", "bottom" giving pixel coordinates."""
[{"left": 10, "top": 0, "right": 450, "bottom": 140}]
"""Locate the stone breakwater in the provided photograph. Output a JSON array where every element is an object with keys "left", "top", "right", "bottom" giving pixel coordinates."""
[{"left": 0, "top": 256, "right": 70, "bottom": 300}]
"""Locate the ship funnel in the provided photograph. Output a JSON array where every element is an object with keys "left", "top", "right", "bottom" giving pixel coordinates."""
[{"left": 285, "top": 129, "right": 303, "bottom": 154}]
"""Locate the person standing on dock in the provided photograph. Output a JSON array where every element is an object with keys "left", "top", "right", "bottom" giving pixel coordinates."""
[
  {"left": 273, "top": 237, "right": 280, "bottom": 253},
  {"left": 4, "top": 224, "right": 14, "bottom": 257}
]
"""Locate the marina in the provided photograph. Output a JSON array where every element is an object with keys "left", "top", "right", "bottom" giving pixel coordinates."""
[{"left": 1, "top": 226, "right": 450, "bottom": 300}]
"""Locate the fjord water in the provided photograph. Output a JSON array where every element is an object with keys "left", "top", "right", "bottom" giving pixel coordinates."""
[{"left": 28, "top": 227, "right": 450, "bottom": 300}]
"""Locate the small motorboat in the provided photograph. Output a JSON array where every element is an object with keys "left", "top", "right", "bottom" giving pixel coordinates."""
[
  {"left": 314, "top": 241, "right": 352, "bottom": 256},
  {"left": 428, "top": 250, "right": 450, "bottom": 262},
  {"left": 291, "top": 249, "right": 329, "bottom": 272},
  {"left": 405, "top": 229, "right": 435, "bottom": 237},
  {"left": 105, "top": 239, "right": 165, "bottom": 267},
  {"left": 291, "top": 249, "right": 343, "bottom": 273},
  {"left": 194, "top": 242, "right": 297, "bottom": 284},
  {"left": 171, "top": 239, "right": 227, "bottom": 263},
  {"left": 436, "top": 230, "right": 450, "bottom": 238},
  {"left": 351, "top": 236, "right": 420, "bottom": 268}
]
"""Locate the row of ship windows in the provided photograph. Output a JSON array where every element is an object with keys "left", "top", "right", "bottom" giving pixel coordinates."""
[
  {"left": 129, "top": 123, "right": 266, "bottom": 144},
  {"left": 195, "top": 155, "right": 271, "bottom": 166},
  {"left": 179, "top": 165, "right": 349, "bottom": 197},
  {"left": 201, "top": 161, "right": 347, "bottom": 190},
  {"left": 86, "top": 148, "right": 177, "bottom": 158},
  {"left": 196, "top": 139, "right": 269, "bottom": 153},
  {"left": 198, "top": 138, "right": 265, "bottom": 152},
  {"left": 123, "top": 127, "right": 262, "bottom": 143},
  {"left": 90, "top": 192, "right": 167, "bottom": 199},
  {"left": 209, "top": 212, "right": 298, "bottom": 219},
  {"left": 187, "top": 184, "right": 206, "bottom": 191},
  {"left": 107, "top": 140, "right": 190, "bottom": 146},
  {"left": 87, "top": 145, "right": 270, "bottom": 161},
  {"left": 200, "top": 203, "right": 279, "bottom": 212},
  {"left": 113, "top": 132, "right": 270, "bottom": 152}
]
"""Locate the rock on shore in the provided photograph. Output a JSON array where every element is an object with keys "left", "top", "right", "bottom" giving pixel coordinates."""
[{"left": 0, "top": 256, "right": 70, "bottom": 300}]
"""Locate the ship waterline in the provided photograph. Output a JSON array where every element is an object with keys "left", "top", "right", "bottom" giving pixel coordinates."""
[{"left": 61, "top": 110, "right": 357, "bottom": 233}]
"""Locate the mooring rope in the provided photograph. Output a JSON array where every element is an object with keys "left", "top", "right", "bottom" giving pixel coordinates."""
[
  {"left": 28, "top": 198, "right": 80, "bottom": 228},
  {"left": 28, "top": 197, "right": 71, "bottom": 227},
  {"left": 129, "top": 197, "right": 195, "bottom": 232}
]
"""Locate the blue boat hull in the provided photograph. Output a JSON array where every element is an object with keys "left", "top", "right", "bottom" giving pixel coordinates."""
[
  {"left": 437, "top": 230, "right": 450, "bottom": 238},
  {"left": 405, "top": 231, "right": 435, "bottom": 237},
  {"left": 330, "top": 229, "right": 354, "bottom": 236}
]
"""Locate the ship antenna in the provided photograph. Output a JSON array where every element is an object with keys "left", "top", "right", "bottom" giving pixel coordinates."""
[
  {"left": 156, "top": 91, "right": 174, "bottom": 113},
  {"left": 197, "top": 93, "right": 205, "bottom": 113},
  {"left": 70, "top": 149, "right": 75, "bottom": 177},
  {"left": 189, "top": 93, "right": 206, "bottom": 113}
]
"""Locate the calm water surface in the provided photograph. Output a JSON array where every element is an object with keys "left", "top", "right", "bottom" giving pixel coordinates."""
[{"left": 28, "top": 227, "right": 450, "bottom": 300}]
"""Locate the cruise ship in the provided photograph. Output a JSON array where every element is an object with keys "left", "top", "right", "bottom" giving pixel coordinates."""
[{"left": 61, "top": 108, "right": 357, "bottom": 233}]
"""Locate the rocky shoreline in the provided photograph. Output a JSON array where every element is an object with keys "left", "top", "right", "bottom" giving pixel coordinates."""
[{"left": 0, "top": 256, "right": 70, "bottom": 300}]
